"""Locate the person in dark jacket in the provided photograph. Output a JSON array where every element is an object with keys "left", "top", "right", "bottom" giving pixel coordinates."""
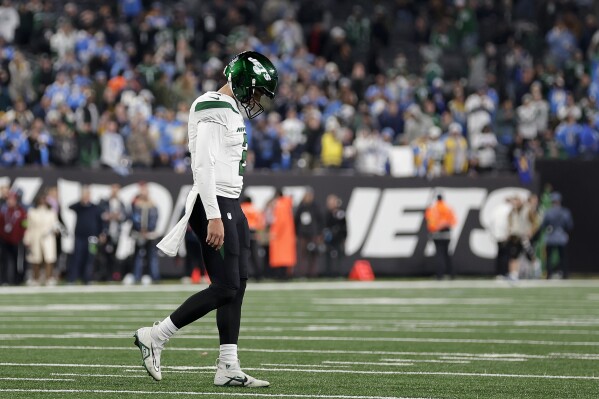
[
  {"left": 68, "top": 185, "right": 104, "bottom": 284},
  {"left": 0, "top": 191, "right": 27, "bottom": 285},
  {"left": 540, "top": 192, "right": 573, "bottom": 279},
  {"left": 323, "top": 194, "right": 347, "bottom": 277},
  {"left": 294, "top": 188, "right": 323, "bottom": 278},
  {"left": 130, "top": 182, "right": 160, "bottom": 283}
]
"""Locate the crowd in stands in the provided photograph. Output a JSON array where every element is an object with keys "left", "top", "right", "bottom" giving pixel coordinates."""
[{"left": 1, "top": 0, "right": 599, "bottom": 178}]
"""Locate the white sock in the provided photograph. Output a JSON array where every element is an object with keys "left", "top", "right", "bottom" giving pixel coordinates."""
[
  {"left": 219, "top": 344, "right": 238, "bottom": 367},
  {"left": 509, "top": 271, "right": 519, "bottom": 280},
  {"left": 151, "top": 316, "right": 178, "bottom": 344}
]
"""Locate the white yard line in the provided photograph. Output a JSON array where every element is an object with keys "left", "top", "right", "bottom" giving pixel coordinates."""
[
  {"left": 0, "top": 377, "right": 75, "bottom": 381},
  {"left": 3, "top": 346, "right": 599, "bottom": 360},
  {"left": 3, "top": 362, "right": 599, "bottom": 380},
  {"left": 50, "top": 373, "right": 147, "bottom": 378},
  {"left": 237, "top": 368, "right": 599, "bottom": 380},
  {"left": 3, "top": 333, "right": 597, "bottom": 347},
  {"left": 324, "top": 360, "right": 471, "bottom": 365},
  {"left": 6, "top": 324, "right": 599, "bottom": 336},
  {"left": 5, "top": 316, "right": 599, "bottom": 329},
  {"left": 312, "top": 298, "right": 513, "bottom": 305},
  {"left": 0, "top": 279, "right": 597, "bottom": 295},
  {"left": 0, "top": 389, "right": 436, "bottom": 399},
  {"left": 260, "top": 363, "right": 352, "bottom": 368}
]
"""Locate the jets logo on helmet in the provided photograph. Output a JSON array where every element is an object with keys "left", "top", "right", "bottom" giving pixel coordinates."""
[
  {"left": 224, "top": 51, "right": 278, "bottom": 119},
  {"left": 248, "top": 57, "right": 271, "bottom": 81}
]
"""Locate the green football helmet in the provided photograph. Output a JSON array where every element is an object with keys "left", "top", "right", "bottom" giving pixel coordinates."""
[{"left": 223, "top": 51, "right": 278, "bottom": 119}]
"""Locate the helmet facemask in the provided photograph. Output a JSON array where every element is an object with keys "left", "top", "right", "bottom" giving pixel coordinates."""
[{"left": 240, "top": 82, "right": 266, "bottom": 119}]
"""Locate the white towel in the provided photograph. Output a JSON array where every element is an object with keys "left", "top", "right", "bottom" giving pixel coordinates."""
[{"left": 157, "top": 186, "right": 199, "bottom": 257}]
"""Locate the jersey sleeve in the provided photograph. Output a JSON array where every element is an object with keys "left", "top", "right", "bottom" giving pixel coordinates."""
[{"left": 195, "top": 121, "right": 226, "bottom": 220}]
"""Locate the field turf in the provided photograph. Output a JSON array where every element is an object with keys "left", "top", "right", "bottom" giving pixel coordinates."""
[{"left": 0, "top": 280, "right": 598, "bottom": 399}]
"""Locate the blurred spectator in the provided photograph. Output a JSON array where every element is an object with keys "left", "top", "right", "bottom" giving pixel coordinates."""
[
  {"left": 414, "top": 126, "right": 442, "bottom": 178},
  {"left": 455, "top": 0, "right": 478, "bottom": 54},
  {"left": 489, "top": 196, "right": 513, "bottom": 278},
  {"left": 448, "top": 85, "right": 467, "bottom": 128},
  {"left": 354, "top": 128, "right": 390, "bottom": 176},
  {"left": 0, "top": 191, "right": 26, "bottom": 285},
  {"left": 68, "top": 185, "right": 103, "bottom": 284},
  {"left": 443, "top": 123, "right": 469, "bottom": 175},
  {"left": 320, "top": 116, "right": 344, "bottom": 168},
  {"left": 555, "top": 112, "right": 583, "bottom": 158},
  {"left": 294, "top": 188, "right": 323, "bottom": 278},
  {"left": 128, "top": 119, "right": 155, "bottom": 168},
  {"left": 531, "top": 83, "right": 549, "bottom": 134},
  {"left": 557, "top": 92, "right": 582, "bottom": 122},
  {"left": 517, "top": 94, "right": 538, "bottom": 141},
  {"left": 50, "top": 20, "right": 77, "bottom": 60},
  {"left": 98, "top": 184, "right": 126, "bottom": 282},
  {"left": 130, "top": 182, "right": 159, "bottom": 284},
  {"left": 0, "top": 1, "right": 19, "bottom": 43},
  {"left": 302, "top": 110, "right": 323, "bottom": 168},
  {"left": 49, "top": 119, "right": 78, "bottom": 166},
  {"left": 268, "top": 189, "right": 296, "bottom": 279},
  {"left": 6, "top": 98, "right": 34, "bottom": 126},
  {"left": 251, "top": 114, "right": 283, "bottom": 170},
  {"left": 0, "top": 121, "right": 29, "bottom": 167},
  {"left": 470, "top": 124, "right": 498, "bottom": 174},
  {"left": 403, "top": 104, "right": 434, "bottom": 145},
  {"left": 548, "top": 76, "right": 567, "bottom": 117},
  {"left": 23, "top": 191, "right": 58, "bottom": 286},
  {"left": 465, "top": 86, "right": 495, "bottom": 141},
  {"left": 8, "top": 51, "right": 36, "bottom": 103},
  {"left": 240, "top": 195, "right": 265, "bottom": 280},
  {"left": 45, "top": 186, "right": 66, "bottom": 272},
  {"left": 539, "top": 192, "right": 573, "bottom": 279},
  {"left": 100, "top": 120, "right": 127, "bottom": 173},
  {"left": 323, "top": 194, "right": 346, "bottom": 277},
  {"left": 280, "top": 107, "right": 305, "bottom": 168},
  {"left": 425, "top": 194, "right": 457, "bottom": 280},
  {"left": 25, "top": 118, "right": 52, "bottom": 166},
  {"left": 546, "top": 18, "right": 577, "bottom": 68},
  {"left": 271, "top": 11, "right": 304, "bottom": 55},
  {"left": 377, "top": 101, "right": 403, "bottom": 140},
  {"left": 506, "top": 196, "right": 534, "bottom": 281}
]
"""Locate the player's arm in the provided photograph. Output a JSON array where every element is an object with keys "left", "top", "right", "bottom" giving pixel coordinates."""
[{"left": 196, "top": 121, "right": 225, "bottom": 250}]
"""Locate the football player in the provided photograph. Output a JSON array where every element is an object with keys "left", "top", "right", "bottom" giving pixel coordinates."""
[{"left": 134, "top": 51, "right": 278, "bottom": 387}]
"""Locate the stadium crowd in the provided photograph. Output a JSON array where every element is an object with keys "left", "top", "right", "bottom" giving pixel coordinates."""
[{"left": 1, "top": 0, "right": 599, "bottom": 177}]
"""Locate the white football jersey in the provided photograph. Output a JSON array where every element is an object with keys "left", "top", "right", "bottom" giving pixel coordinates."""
[{"left": 189, "top": 92, "right": 248, "bottom": 219}]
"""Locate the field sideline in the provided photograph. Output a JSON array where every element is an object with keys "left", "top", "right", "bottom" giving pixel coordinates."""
[{"left": 0, "top": 280, "right": 598, "bottom": 399}]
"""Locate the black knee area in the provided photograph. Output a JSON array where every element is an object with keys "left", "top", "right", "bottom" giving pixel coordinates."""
[{"left": 208, "top": 283, "right": 238, "bottom": 305}]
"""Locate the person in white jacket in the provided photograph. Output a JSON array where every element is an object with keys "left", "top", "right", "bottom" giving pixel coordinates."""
[
  {"left": 23, "top": 192, "right": 58, "bottom": 285},
  {"left": 134, "top": 51, "right": 278, "bottom": 388}
]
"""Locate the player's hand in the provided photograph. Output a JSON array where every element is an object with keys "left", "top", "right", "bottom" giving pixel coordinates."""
[{"left": 207, "top": 218, "right": 224, "bottom": 250}]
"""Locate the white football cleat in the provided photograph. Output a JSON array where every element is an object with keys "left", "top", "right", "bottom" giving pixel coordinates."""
[
  {"left": 133, "top": 323, "right": 165, "bottom": 381},
  {"left": 214, "top": 359, "right": 270, "bottom": 387}
]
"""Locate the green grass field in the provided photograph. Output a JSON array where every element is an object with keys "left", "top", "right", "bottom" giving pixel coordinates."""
[{"left": 0, "top": 280, "right": 598, "bottom": 399}]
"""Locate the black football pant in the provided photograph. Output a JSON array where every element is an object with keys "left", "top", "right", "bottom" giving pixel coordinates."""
[
  {"left": 434, "top": 239, "right": 453, "bottom": 280},
  {"left": 170, "top": 196, "right": 250, "bottom": 345},
  {"left": 546, "top": 245, "right": 568, "bottom": 279}
]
